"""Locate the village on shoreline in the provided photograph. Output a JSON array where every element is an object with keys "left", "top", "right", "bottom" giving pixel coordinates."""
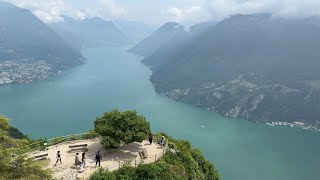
[{"left": 266, "top": 121, "right": 320, "bottom": 131}]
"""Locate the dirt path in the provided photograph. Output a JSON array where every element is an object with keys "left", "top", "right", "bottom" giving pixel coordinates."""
[{"left": 30, "top": 138, "right": 165, "bottom": 180}]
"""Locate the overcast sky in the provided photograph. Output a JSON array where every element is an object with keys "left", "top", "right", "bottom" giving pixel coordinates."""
[{"left": 5, "top": 0, "right": 320, "bottom": 26}]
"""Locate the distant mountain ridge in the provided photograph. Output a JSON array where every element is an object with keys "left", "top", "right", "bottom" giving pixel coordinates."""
[
  {"left": 128, "top": 22, "right": 185, "bottom": 57},
  {"left": 114, "top": 20, "right": 154, "bottom": 43},
  {"left": 131, "top": 14, "right": 320, "bottom": 128},
  {"left": 0, "top": 2, "right": 85, "bottom": 67},
  {"left": 0, "top": 2, "right": 85, "bottom": 85},
  {"left": 50, "top": 16, "right": 131, "bottom": 50}
]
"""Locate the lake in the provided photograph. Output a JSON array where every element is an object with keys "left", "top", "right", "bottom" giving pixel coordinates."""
[{"left": 1, "top": 46, "right": 319, "bottom": 180}]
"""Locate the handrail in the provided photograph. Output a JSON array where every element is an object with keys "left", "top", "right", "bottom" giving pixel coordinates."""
[
  {"left": 10, "top": 132, "right": 98, "bottom": 155},
  {"left": 11, "top": 132, "right": 169, "bottom": 156}
]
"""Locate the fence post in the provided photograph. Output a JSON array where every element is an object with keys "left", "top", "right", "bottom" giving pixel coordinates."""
[
  {"left": 135, "top": 158, "right": 137, "bottom": 167},
  {"left": 155, "top": 154, "right": 156, "bottom": 162},
  {"left": 119, "top": 161, "right": 121, "bottom": 169}
]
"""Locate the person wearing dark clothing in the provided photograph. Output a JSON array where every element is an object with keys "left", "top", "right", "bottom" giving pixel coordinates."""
[
  {"left": 55, "top": 151, "right": 62, "bottom": 165},
  {"left": 95, "top": 151, "right": 102, "bottom": 167},
  {"left": 81, "top": 152, "right": 86, "bottom": 168},
  {"left": 149, "top": 133, "right": 154, "bottom": 144}
]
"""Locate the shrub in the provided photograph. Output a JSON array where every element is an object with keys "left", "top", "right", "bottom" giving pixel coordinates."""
[
  {"left": 94, "top": 109, "right": 150, "bottom": 148},
  {"left": 114, "top": 166, "right": 137, "bottom": 180},
  {"left": 52, "top": 137, "right": 66, "bottom": 145},
  {"left": 82, "top": 130, "right": 99, "bottom": 139},
  {"left": 90, "top": 169, "right": 116, "bottom": 180}
]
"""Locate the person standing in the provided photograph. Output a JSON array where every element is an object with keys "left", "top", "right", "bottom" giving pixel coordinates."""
[
  {"left": 55, "top": 151, "right": 62, "bottom": 165},
  {"left": 75, "top": 153, "right": 81, "bottom": 168},
  {"left": 149, "top": 133, "right": 154, "bottom": 145},
  {"left": 81, "top": 152, "right": 86, "bottom": 168},
  {"left": 160, "top": 136, "right": 166, "bottom": 149},
  {"left": 95, "top": 151, "right": 102, "bottom": 167}
]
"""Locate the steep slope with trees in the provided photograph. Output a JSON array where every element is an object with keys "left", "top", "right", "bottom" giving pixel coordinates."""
[
  {"left": 0, "top": 116, "right": 53, "bottom": 180},
  {"left": 136, "top": 14, "right": 320, "bottom": 127}
]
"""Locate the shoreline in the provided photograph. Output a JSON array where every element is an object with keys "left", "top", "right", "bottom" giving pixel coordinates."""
[
  {"left": 155, "top": 88, "right": 320, "bottom": 133},
  {"left": 265, "top": 121, "right": 320, "bottom": 131}
]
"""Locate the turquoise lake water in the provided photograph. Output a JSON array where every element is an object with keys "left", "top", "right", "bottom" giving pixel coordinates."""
[{"left": 0, "top": 46, "right": 319, "bottom": 180}]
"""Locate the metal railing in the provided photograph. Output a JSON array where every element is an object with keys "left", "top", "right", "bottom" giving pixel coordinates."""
[
  {"left": 10, "top": 132, "right": 169, "bottom": 158},
  {"left": 10, "top": 132, "right": 99, "bottom": 155}
]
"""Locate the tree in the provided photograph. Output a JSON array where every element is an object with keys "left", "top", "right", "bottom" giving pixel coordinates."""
[
  {"left": 0, "top": 116, "right": 53, "bottom": 180},
  {"left": 94, "top": 109, "right": 151, "bottom": 148}
]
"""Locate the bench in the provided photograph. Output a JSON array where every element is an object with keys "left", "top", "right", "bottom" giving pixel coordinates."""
[
  {"left": 68, "top": 144, "right": 88, "bottom": 152},
  {"left": 34, "top": 153, "right": 48, "bottom": 160},
  {"left": 139, "top": 148, "right": 148, "bottom": 159}
]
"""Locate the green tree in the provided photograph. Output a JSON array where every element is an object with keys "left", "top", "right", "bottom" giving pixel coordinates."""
[
  {"left": 94, "top": 109, "right": 151, "bottom": 148},
  {"left": 0, "top": 116, "right": 53, "bottom": 180}
]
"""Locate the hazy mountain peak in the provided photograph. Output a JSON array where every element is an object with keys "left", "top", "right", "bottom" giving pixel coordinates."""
[
  {"left": 50, "top": 15, "right": 130, "bottom": 49},
  {"left": 129, "top": 22, "right": 185, "bottom": 57},
  {"left": 0, "top": 1, "right": 17, "bottom": 8},
  {"left": 156, "top": 22, "right": 184, "bottom": 33}
]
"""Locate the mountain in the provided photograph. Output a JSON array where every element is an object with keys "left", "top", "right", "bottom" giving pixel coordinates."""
[
  {"left": 128, "top": 22, "right": 185, "bottom": 57},
  {"left": 114, "top": 20, "right": 154, "bottom": 43},
  {"left": 0, "top": 2, "right": 85, "bottom": 85},
  {"left": 50, "top": 16, "right": 131, "bottom": 50},
  {"left": 141, "top": 21, "right": 216, "bottom": 71},
  {"left": 139, "top": 14, "right": 320, "bottom": 128},
  {"left": 0, "top": 2, "right": 85, "bottom": 67}
]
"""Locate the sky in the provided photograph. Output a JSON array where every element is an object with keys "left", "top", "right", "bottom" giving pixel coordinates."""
[{"left": 5, "top": 0, "right": 320, "bottom": 27}]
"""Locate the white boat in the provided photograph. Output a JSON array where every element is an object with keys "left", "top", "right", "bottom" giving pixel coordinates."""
[{"left": 266, "top": 123, "right": 275, "bottom": 127}]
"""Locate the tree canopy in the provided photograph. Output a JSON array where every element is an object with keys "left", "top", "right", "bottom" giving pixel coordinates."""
[{"left": 94, "top": 109, "right": 151, "bottom": 148}]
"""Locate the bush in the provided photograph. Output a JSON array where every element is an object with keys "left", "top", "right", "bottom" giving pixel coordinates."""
[
  {"left": 94, "top": 109, "right": 150, "bottom": 148},
  {"left": 52, "top": 137, "right": 66, "bottom": 145},
  {"left": 114, "top": 166, "right": 137, "bottom": 180},
  {"left": 168, "top": 142, "right": 177, "bottom": 150},
  {"left": 68, "top": 135, "right": 80, "bottom": 141},
  {"left": 90, "top": 169, "right": 116, "bottom": 180},
  {"left": 82, "top": 130, "right": 99, "bottom": 139}
]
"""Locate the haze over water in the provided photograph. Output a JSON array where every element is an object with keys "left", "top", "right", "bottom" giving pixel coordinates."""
[{"left": 0, "top": 46, "right": 319, "bottom": 180}]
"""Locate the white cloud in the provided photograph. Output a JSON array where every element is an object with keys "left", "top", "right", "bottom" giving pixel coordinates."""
[
  {"left": 6, "top": 0, "right": 320, "bottom": 26},
  {"left": 82, "top": 0, "right": 127, "bottom": 21},
  {"left": 205, "top": 0, "right": 320, "bottom": 21},
  {"left": 100, "top": 0, "right": 126, "bottom": 17},
  {"left": 6, "top": 0, "right": 86, "bottom": 23},
  {"left": 5, "top": 0, "right": 127, "bottom": 24},
  {"left": 162, "top": 5, "right": 210, "bottom": 26},
  {"left": 163, "top": 0, "right": 320, "bottom": 26}
]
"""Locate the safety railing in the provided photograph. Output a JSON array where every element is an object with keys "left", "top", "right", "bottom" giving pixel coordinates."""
[{"left": 10, "top": 131, "right": 99, "bottom": 155}]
